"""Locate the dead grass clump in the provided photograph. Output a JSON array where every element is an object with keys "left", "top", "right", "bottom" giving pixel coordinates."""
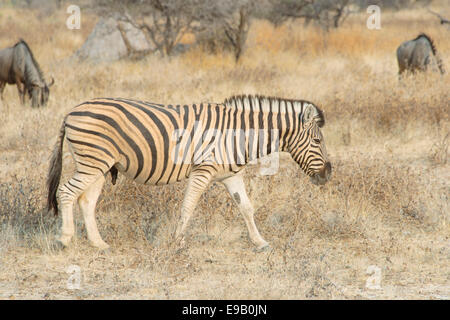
[
  {"left": 428, "top": 132, "right": 449, "bottom": 166},
  {"left": 0, "top": 178, "right": 58, "bottom": 252},
  {"left": 0, "top": 179, "right": 42, "bottom": 225},
  {"left": 337, "top": 158, "right": 447, "bottom": 232},
  {"left": 237, "top": 154, "right": 446, "bottom": 248},
  {"left": 322, "top": 79, "right": 449, "bottom": 136},
  {"left": 94, "top": 176, "right": 188, "bottom": 248},
  {"left": 223, "top": 66, "right": 280, "bottom": 84}
]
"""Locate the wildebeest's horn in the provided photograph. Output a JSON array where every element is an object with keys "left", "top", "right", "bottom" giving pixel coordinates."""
[{"left": 48, "top": 77, "right": 55, "bottom": 87}]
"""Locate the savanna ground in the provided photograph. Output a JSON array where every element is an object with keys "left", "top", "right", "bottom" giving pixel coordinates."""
[{"left": 0, "top": 3, "right": 449, "bottom": 300}]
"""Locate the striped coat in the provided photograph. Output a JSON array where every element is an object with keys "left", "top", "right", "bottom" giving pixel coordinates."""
[{"left": 47, "top": 95, "right": 331, "bottom": 250}]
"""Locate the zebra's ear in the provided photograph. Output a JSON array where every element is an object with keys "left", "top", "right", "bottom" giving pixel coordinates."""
[
  {"left": 303, "top": 103, "right": 325, "bottom": 127},
  {"left": 302, "top": 104, "right": 316, "bottom": 124}
]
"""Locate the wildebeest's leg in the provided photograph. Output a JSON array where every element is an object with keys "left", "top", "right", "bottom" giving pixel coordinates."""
[
  {"left": 16, "top": 80, "right": 25, "bottom": 105},
  {"left": 221, "top": 174, "right": 269, "bottom": 250},
  {"left": 174, "top": 167, "right": 214, "bottom": 242},
  {"left": 27, "top": 86, "right": 41, "bottom": 107},
  {"left": 31, "top": 87, "right": 40, "bottom": 108},
  {"left": 398, "top": 63, "right": 407, "bottom": 80},
  {"left": 0, "top": 82, "right": 5, "bottom": 100},
  {"left": 78, "top": 175, "right": 109, "bottom": 249},
  {"left": 423, "top": 55, "right": 432, "bottom": 72},
  {"left": 397, "top": 56, "right": 409, "bottom": 80}
]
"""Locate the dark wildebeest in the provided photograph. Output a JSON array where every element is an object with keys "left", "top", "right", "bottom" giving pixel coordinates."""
[
  {"left": 396, "top": 33, "right": 445, "bottom": 77},
  {"left": 0, "top": 39, "right": 54, "bottom": 107}
]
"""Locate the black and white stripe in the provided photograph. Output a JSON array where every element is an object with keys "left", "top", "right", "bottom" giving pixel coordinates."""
[{"left": 47, "top": 95, "right": 331, "bottom": 249}]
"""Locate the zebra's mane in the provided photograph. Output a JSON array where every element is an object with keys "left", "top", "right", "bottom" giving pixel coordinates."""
[
  {"left": 15, "top": 39, "right": 45, "bottom": 82},
  {"left": 224, "top": 94, "right": 325, "bottom": 127}
]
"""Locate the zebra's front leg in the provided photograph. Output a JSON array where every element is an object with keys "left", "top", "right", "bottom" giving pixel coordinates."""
[
  {"left": 174, "top": 167, "right": 214, "bottom": 243},
  {"left": 221, "top": 174, "right": 269, "bottom": 250}
]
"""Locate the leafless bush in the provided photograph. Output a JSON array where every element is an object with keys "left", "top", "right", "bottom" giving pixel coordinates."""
[
  {"left": 222, "top": 3, "right": 253, "bottom": 62},
  {"left": 355, "top": 0, "right": 432, "bottom": 10},
  {"left": 92, "top": 0, "right": 256, "bottom": 61},
  {"left": 129, "top": 0, "right": 204, "bottom": 57},
  {"left": 191, "top": 1, "right": 256, "bottom": 62},
  {"left": 264, "top": 0, "right": 357, "bottom": 30},
  {"left": 90, "top": 0, "right": 206, "bottom": 57}
]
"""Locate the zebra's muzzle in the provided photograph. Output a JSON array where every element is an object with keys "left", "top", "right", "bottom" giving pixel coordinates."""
[{"left": 310, "top": 162, "right": 331, "bottom": 185}]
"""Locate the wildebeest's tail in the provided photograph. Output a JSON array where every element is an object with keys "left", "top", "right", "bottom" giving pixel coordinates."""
[{"left": 47, "top": 120, "right": 66, "bottom": 215}]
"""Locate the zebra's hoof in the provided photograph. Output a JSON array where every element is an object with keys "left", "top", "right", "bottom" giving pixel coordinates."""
[
  {"left": 91, "top": 241, "right": 110, "bottom": 250},
  {"left": 56, "top": 235, "right": 72, "bottom": 247},
  {"left": 253, "top": 242, "right": 270, "bottom": 253},
  {"left": 53, "top": 240, "right": 67, "bottom": 251}
]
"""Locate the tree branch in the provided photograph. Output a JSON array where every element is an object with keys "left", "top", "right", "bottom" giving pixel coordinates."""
[{"left": 427, "top": 9, "right": 450, "bottom": 25}]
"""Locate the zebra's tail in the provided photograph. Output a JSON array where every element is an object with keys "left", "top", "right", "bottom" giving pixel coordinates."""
[{"left": 47, "top": 120, "right": 66, "bottom": 215}]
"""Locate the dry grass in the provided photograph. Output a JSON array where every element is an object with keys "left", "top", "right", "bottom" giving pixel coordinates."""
[{"left": 0, "top": 4, "right": 449, "bottom": 299}]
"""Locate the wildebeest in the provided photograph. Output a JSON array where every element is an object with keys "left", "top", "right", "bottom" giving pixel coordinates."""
[
  {"left": 0, "top": 39, "right": 54, "bottom": 107},
  {"left": 396, "top": 33, "right": 445, "bottom": 77}
]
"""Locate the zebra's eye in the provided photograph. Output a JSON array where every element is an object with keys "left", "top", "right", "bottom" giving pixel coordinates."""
[{"left": 313, "top": 138, "right": 321, "bottom": 144}]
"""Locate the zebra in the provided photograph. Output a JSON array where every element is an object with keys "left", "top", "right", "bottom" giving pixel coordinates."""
[{"left": 47, "top": 95, "right": 332, "bottom": 250}]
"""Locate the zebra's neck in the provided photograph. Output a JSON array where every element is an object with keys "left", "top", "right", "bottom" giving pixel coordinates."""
[{"left": 223, "top": 95, "right": 305, "bottom": 157}]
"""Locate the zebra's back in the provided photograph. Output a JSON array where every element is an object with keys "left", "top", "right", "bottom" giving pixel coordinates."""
[{"left": 65, "top": 97, "right": 235, "bottom": 185}]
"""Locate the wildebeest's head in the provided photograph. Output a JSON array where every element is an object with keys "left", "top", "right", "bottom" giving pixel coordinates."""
[
  {"left": 30, "top": 77, "right": 54, "bottom": 107},
  {"left": 41, "top": 77, "right": 54, "bottom": 106}
]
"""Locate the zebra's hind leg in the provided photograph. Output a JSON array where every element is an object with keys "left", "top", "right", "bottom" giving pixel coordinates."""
[
  {"left": 221, "top": 174, "right": 269, "bottom": 251},
  {"left": 57, "top": 172, "right": 102, "bottom": 247},
  {"left": 77, "top": 175, "right": 109, "bottom": 249},
  {"left": 174, "top": 167, "right": 214, "bottom": 244}
]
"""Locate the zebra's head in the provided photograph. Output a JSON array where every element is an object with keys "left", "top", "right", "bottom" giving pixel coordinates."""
[{"left": 289, "top": 103, "right": 331, "bottom": 185}]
